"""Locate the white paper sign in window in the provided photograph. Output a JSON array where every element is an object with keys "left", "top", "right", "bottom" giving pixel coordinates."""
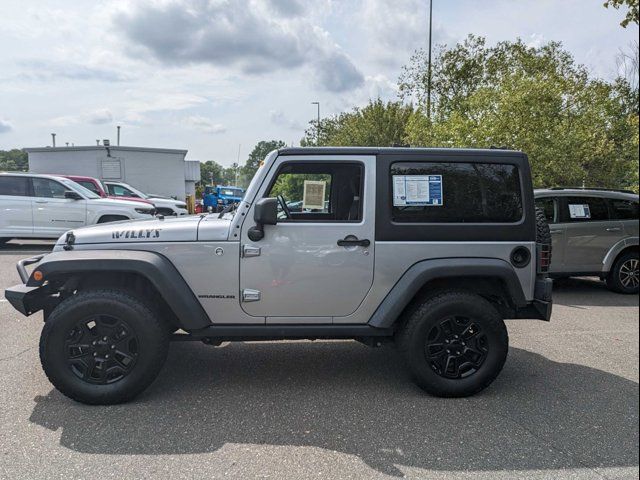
[
  {"left": 393, "top": 175, "right": 443, "bottom": 206},
  {"left": 569, "top": 204, "right": 591, "bottom": 219},
  {"left": 303, "top": 180, "right": 326, "bottom": 210}
]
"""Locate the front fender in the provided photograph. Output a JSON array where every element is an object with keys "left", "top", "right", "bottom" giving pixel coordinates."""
[{"left": 9, "top": 250, "right": 211, "bottom": 330}]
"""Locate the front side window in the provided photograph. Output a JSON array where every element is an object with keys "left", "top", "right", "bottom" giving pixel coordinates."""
[
  {"left": 535, "top": 197, "right": 557, "bottom": 224},
  {"left": 108, "top": 184, "right": 134, "bottom": 197},
  {"left": 266, "top": 162, "right": 362, "bottom": 221},
  {"left": 564, "top": 196, "right": 609, "bottom": 222},
  {"left": 32, "top": 178, "right": 68, "bottom": 199},
  {"left": 391, "top": 162, "right": 523, "bottom": 223},
  {"left": 77, "top": 181, "right": 100, "bottom": 195},
  {"left": 609, "top": 199, "right": 639, "bottom": 220},
  {"left": 0, "top": 176, "right": 29, "bottom": 196}
]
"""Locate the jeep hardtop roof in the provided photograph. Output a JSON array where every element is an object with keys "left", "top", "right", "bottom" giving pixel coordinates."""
[{"left": 278, "top": 147, "right": 523, "bottom": 157}]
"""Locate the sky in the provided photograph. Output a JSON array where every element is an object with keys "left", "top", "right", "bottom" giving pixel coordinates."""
[{"left": 0, "top": 0, "right": 638, "bottom": 165}]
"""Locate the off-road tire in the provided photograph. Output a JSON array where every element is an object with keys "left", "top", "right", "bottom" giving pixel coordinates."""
[
  {"left": 97, "top": 215, "right": 130, "bottom": 224},
  {"left": 395, "top": 291, "right": 509, "bottom": 397},
  {"left": 39, "top": 289, "right": 170, "bottom": 405},
  {"left": 535, "top": 206, "right": 552, "bottom": 249},
  {"left": 606, "top": 250, "right": 639, "bottom": 294}
]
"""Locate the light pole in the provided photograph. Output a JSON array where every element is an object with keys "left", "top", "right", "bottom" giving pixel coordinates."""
[
  {"left": 311, "top": 101, "right": 320, "bottom": 145},
  {"left": 426, "top": 0, "right": 433, "bottom": 121}
]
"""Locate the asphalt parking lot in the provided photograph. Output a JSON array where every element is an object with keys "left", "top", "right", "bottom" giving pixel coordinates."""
[{"left": 0, "top": 240, "right": 638, "bottom": 480}]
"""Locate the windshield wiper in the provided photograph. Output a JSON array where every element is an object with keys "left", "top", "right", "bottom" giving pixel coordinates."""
[{"left": 217, "top": 202, "right": 238, "bottom": 219}]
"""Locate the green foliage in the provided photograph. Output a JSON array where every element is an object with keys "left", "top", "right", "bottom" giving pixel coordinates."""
[
  {"left": 399, "top": 36, "right": 640, "bottom": 191},
  {"left": 301, "top": 99, "right": 415, "bottom": 147},
  {"left": 270, "top": 173, "right": 331, "bottom": 204},
  {"left": 241, "top": 140, "right": 286, "bottom": 185},
  {"left": 0, "top": 149, "right": 28, "bottom": 172},
  {"left": 604, "top": 0, "right": 639, "bottom": 27},
  {"left": 198, "top": 140, "right": 286, "bottom": 194}
]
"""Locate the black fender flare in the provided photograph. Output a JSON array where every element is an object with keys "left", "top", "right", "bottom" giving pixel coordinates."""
[
  {"left": 25, "top": 250, "right": 211, "bottom": 330},
  {"left": 367, "top": 258, "right": 527, "bottom": 329}
]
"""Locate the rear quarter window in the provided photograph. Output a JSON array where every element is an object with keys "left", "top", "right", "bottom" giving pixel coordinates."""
[
  {"left": 609, "top": 198, "right": 639, "bottom": 220},
  {"left": 390, "top": 162, "right": 523, "bottom": 223}
]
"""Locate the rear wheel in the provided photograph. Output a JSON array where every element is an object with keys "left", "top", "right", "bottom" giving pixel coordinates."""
[
  {"left": 606, "top": 250, "right": 639, "bottom": 294},
  {"left": 39, "top": 289, "right": 170, "bottom": 404},
  {"left": 395, "top": 291, "right": 508, "bottom": 397}
]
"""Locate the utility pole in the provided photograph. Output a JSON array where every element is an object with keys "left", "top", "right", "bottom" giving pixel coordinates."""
[
  {"left": 235, "top": 144, "right": 241, "bottom": 186},
  {"left": 426, "top": 0, "right": 433, "bottom": 121},
  {"left": 311, "top": 101, "right": 320, "bottom": 145}
]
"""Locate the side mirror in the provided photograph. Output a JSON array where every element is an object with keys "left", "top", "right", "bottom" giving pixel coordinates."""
[
  {"left": 248, "top": 198, "right": 278, "bottom": 241},
  {"left": 64, "top": 190, "right": 83, "bottom": 200}
]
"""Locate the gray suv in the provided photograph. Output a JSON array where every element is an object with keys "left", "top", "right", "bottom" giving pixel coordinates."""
[
  {"left": 535, "top": 188, "right": 639, "bottom": 293},
  {"left": 6, "top": 147, "right": 553, "bottom": 404}
]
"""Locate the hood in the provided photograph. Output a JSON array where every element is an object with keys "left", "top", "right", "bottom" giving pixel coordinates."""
[
  {"left": 148, "top": 196, "right": 186, "bottom": 207},
  {"left": 54, "top": 214, "right": 232, "bottom": 249},
  {"left": 89, "top": 197, "right": 154, "bottom": 209},
  {"left": 107, "top": 195, "right": 154, "bottom": 205}
]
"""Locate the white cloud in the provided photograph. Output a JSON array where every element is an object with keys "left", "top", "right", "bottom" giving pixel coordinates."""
[
  {"left": 184, "top": 116, "right": 226, "bottom": 134},
  {"left": 50, "top": 109, "right": 113, "bottom": 127},
  {"left": 114, "top": 0, "right": 364, "bottom": 92},
  {"left": 269, "top": 110, "right": 304, "bottom": 130},
  {"left": 0, "top": 118, "right": 13, "bottom": 134}
]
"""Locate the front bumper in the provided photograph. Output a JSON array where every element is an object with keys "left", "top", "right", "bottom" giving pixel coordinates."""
[{"left": 4, "top": 284, "right": 45, "bottom": 316}]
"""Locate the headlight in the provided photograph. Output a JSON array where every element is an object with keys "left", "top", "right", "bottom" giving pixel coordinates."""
[
  {"left": 217, "top": 199, "right": 224, "bottom": 204},
  {"left": 135, "top": 208, "right": 154, "bottom": 215}
]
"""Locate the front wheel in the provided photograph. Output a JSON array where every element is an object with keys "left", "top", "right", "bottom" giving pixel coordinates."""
[
  {"left": 606, "top": 251, "right": 639, "bottom": 294},
  {"left": 395, "top": 291, "right": 508, "bottom": 397},
  {"left": 40, "top": 289, "right": 170, "bottom": 404}
]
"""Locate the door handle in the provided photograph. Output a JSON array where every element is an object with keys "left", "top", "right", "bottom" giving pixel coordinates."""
[
  {"left": 35, "top": 200, "right": 48, "bottom": 204},
  {"left": 337, "top": 237, "right": 370, "bottom": 247},
  {"left": 606, "top": 227, "right": 622, "bottom": 232},
  {"left": 550, "top": 229, "right": 563, "bottom": 235}
]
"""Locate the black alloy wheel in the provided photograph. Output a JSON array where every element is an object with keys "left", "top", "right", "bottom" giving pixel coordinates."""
[
  {"left": 425, "top": 315, "right": 488, "bottom": 379},
  {"left": 65, "top": 315, "right": 139, "bottom": 384}
]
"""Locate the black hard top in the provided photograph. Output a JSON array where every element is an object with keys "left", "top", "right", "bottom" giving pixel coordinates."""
[{"left": 278, "top": 146, "right": 523, "bottom": 157}]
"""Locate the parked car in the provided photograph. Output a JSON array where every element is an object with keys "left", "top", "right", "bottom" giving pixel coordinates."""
[
  {"left": 5, "top": 147, "right": 552, "bottom": 404},
  {"left": 0, "top": 172, "right": 156, "bottom": 244},
  {"left": 203, "top": 185, "right": 245, "bottom": 212},
  {"left": 535, "top": 188, "right": 639, "bottom": 293},
  {"left": 62, "top": 175, "right": 155, "bottom": 208},
  {"left": 103, "top": 181, "right": 188, "bottom": 216}
]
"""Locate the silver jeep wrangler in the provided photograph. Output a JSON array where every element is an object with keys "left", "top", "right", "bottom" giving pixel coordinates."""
[{"left": 5, "top": 147, "right": 553, "bottom": 404}]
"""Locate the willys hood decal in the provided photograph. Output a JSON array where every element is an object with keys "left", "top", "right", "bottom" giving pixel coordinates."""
[{"left": 54, "top": 214, "right": 233, "bottom": 249}]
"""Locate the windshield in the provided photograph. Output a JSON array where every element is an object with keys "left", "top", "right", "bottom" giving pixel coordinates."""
[
  {"left": 58, "top": 177, "right": 101, "bottom": 199},
  {"left": 121, "top": 183, "right": 149, "bottom": 199},
  {"left": 221, "top": 188, "right": 243, "bottom": 197}
]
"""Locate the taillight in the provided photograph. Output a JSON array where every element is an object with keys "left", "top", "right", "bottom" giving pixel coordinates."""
[{"left": 537, "top": 244, "right": 552, "bottom": 273}]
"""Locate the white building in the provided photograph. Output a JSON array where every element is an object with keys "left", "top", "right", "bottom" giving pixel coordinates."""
[{"left": 26, "top": 145, "right": 200, "bottom": 201}]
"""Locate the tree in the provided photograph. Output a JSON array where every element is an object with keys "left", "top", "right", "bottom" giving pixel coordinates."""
[
  {"left": 240, "top": 140, "right": 286, "bottom": 186},
  {"left": 604, "top": 0, "right": 639, "bottom": 27},
  {"left": 0, "top": 149, "right": 28, "bottom": 172},
  {"left": 300, "top": 99, "right": 415, "bottom": 147},
  {"left": 400, "top": 36, "right": 639, "bottom": 191}
]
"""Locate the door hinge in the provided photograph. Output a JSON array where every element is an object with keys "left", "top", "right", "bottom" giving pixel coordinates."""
[
  {"left": 242, "top": 289, "right": 261, "bottom": 302},
  {"left": 242, "top": 245, "right": 261, "bottom": 257}
]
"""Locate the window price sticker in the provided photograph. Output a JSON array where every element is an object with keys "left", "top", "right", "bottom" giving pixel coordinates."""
[
  {"left": 393, "top": 175, "right": 443, "bottom": 206},
  {"left": 568, "top": 204, "right": 591, "bottom": 219}
]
